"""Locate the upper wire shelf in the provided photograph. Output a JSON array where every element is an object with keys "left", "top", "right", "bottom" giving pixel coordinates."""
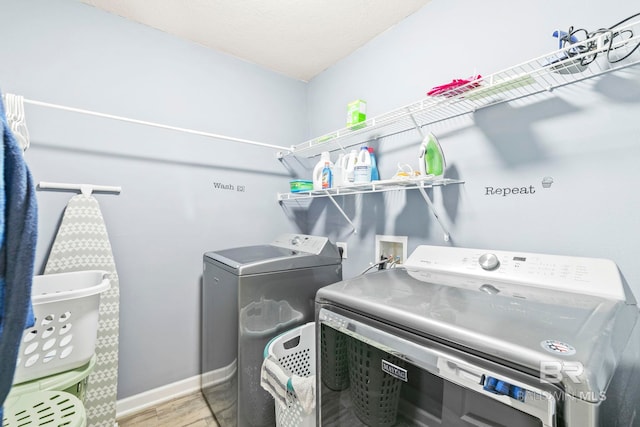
[{"left": 289, "top": 19, "right": 640, "bottom": 158}]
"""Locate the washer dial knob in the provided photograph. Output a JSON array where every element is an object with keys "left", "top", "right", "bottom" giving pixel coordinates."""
[{"left": 479, "top": 253, "right": 500, "bottom": 271}]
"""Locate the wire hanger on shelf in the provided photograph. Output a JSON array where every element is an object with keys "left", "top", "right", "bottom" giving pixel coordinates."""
[{"left": 2, "top": 93, "right": 30, "bottom": 152}]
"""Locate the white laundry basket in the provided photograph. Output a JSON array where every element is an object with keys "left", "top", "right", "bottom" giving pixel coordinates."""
[
  {"left": 263, "top": 322, "right": 316, "bottom": 427},
  {"left": 241, "top": 299, "right": 304, "bottom": 426},
  {"left": 13, "top": 270, "right": 110, "bottom": 385}
]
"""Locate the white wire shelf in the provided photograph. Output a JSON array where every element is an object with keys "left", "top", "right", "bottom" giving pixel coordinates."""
[
  {"left": 277, "top": 177, "right": 463, "bottom": 201},
  {"left": 278, "top": 177, "right": 464, "bottom": 240},
  {"left": 290, "top": 19, "right": 640, "bottom": 158}
]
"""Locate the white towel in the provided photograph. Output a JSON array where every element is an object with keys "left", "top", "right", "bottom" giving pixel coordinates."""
[
  {"left": 290, "top": 374, "right": 316, "bottom": 415},
  {"left": 260, "top": 354, "right": 317, "bottom": 417},
  {"left": 260, "top": 356, "right": 290, "bottom": 409}
]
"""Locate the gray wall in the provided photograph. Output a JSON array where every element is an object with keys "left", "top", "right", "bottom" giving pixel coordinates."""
[
  {"left": 305, "top": 0, "right": 640, "bottom": 301},
  {"left": 0, "top": 0, "right": 306, "bottom": 399}
]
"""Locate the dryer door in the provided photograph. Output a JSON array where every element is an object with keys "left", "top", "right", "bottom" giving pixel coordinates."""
[{"left": 317, "top": 307, "right": 560, "bottom": 427}]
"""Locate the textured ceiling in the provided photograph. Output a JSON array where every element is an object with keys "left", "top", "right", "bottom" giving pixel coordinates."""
[{"left": 80, "top": 0, "right": 431, "bottom": 81}]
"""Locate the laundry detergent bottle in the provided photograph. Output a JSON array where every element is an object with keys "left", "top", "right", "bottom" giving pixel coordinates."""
[
  {"left": 353, "top": 146, "right": 372, "bottom": 184},
  {"left": 368, "top": 147, "right": 379, "bottom": 181},
  {"left": 321, "top": 162, "right": 333, "bottom": 189},
  {"left": 313, "top": 151, "right": 332, "bottom": 190},
  {"left": 344, "top": 149, "right": 358, "bottom": 185}
]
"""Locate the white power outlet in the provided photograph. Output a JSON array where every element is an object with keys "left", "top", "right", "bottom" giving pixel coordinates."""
[
  {"left": 375, "top": 235, "right": 408, "bottom": 265},
  {"left": 336, "top": 242, "right": 347, "bottom": 259}
]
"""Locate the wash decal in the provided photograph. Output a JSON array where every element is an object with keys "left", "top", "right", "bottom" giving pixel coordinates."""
[{"left": 213, "top": 181, "right": 246, "bottom": 192}]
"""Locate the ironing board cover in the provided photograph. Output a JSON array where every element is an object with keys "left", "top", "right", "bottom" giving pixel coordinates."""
[{"left": 44, "top": 194, "right": 119, "bottom": 427}]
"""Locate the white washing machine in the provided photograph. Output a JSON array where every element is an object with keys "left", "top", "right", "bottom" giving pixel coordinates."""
[
  {"left": 316, "top": 246, "right": 640, "bottom": 426},
  {"left": 202, "top": 234, "right": 342, "bottom": 427}
]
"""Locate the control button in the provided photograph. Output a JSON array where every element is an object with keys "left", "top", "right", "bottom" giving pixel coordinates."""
[
  {"left": 510, "top": 386, "right": 525, "bottom": 401},
  {"left": 494, "top": 380, "right": 510, "bottom": 395},
  {"left": 479, "top": 253, "right": 500, "bottom": 271},
  {"left": 291, "top": 236, "right": 301, "bottom": 246},
  {"left": 484, "top": 376, "right": 498, "bottom": 391},
  {"left": 483, "top": 376, "right": 526, "bottom": 402},
  {"left": 480, "top": 284, "right": 500, "bottom": 295}
]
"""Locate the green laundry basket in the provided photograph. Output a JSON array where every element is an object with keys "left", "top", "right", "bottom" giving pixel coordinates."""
[
  {"left": 347, "top": 339, "right": 405, "bottom": 427},
  {"left": 8, "top": 355, "right": 96, "bottom": 403},
  {"left": 2, "top": 390, "right": 86, "bottom": 427}
]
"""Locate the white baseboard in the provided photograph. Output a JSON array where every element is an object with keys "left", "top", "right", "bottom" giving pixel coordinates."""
[
  {"left": 116, "top": 375, "right": 201, "bottom": 419},
  {"left": 202, "top": 360, "right": 237, "bottom": 388}
]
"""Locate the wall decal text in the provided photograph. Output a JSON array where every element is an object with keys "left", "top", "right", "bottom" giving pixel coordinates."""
[
  {"left": 485, "top": 185, "right": 536, "bottom": 197},
  {"left": 213, "top": 182, "right": 246, "bottom": 192}
]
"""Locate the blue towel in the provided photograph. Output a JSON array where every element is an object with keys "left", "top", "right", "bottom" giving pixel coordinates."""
[{"left": 0, "top": 91, "right": 38, "bottom": 419}]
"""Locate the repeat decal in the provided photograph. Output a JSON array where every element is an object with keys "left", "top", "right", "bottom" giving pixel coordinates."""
[{"left": 484, "top": 176, "right": 554, "bottom": 197}]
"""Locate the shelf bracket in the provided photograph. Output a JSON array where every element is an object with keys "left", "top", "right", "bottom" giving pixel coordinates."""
[
  {"left": 417, "top": 186, "right": 450, "bottom": 242},
  {"left": 409, "top": 113, "right": 425, "bottom": 139},
  {"left": 325, "top": 192, "right": 357, "bottom": 235}
]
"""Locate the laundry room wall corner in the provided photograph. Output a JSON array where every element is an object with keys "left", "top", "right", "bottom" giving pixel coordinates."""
[{"left": 0, "top": 0, "right": 306, "bottom": 401}]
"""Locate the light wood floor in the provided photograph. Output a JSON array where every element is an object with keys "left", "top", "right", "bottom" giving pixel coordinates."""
[{"left": 117, "top": 391, "right": 219, "bottom": 427}]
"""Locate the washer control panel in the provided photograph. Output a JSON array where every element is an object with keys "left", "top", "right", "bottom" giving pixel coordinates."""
[
  {"left": 478, "top": 253, "right": 500, "bottom": 271},
  {"left": 271, "top": 233, "right": 331, "bottom": 254},
  {"left": 405, "top": 245, "right": 625, "bottom": 300}
]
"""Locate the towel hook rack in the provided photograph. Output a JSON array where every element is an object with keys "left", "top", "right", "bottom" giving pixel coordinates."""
[{"left": 38, "top": 181, "right": 122, "bottom": 195}]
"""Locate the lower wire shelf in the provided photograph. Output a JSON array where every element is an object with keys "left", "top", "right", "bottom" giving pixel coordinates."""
[
  {"left": 278, "top": 177, "right": 464, "bottom": 240},
  {"left": 278, "top": 177, "right": 464, "bottom": 200}
]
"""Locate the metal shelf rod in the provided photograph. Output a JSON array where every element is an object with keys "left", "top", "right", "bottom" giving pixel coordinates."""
[
  {"left": 417, "top": 186, "right": 450, "bottom": 242},
  {"left": 19, "top": 97, "right": 291, "bottom": 152},
  {"left": 325, "top": 192, "right": 357, "bottom": 235}
]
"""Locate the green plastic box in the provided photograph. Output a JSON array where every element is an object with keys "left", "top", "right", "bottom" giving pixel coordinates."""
[
  {"left": 347, "top": 99, "right": 367, "bottom": 129},
  {"left": 289, "top": 179, "right": 313, "bottom": 193}
]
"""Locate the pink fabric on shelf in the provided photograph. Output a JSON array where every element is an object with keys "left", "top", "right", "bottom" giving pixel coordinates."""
[{"left": 427, "top": 74, "right": 482, "bottom": 97}]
